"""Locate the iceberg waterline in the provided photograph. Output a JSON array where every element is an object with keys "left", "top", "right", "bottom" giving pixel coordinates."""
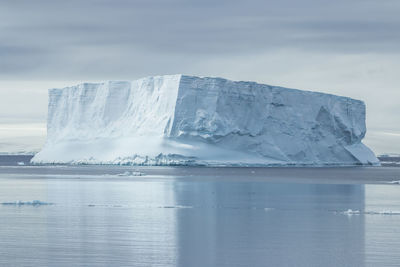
[{"left": 31, "top": 74, "right": 379, "bottom": 166}]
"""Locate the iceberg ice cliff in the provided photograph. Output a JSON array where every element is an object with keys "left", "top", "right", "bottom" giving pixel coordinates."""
[{"left": 32, "top": 75, "right": 379, "bottom": 166}]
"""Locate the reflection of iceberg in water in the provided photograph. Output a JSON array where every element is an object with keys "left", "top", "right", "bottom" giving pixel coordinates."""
[
  {"left": 45, "top": 179, "right": 180, "bottom": 266},
  {"left": 4, "top": 167, "right": 400, "bottom": 266},
  {"left": 173, "top": 182, "right": 365, "bottom": 267},
  {"left": 3, "top": 169, "right": 368, "bottom": 266}
]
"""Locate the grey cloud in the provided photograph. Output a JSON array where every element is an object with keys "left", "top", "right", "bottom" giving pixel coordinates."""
[{"left": 0, "top": 0, "right": 399, "bottom": 81}]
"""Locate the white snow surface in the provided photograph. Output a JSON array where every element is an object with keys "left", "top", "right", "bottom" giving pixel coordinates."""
[{"left": 32, "top": 74, "right": 379, "bottom": 166}]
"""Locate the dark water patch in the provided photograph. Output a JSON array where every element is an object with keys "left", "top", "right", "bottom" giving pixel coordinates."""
[{"left": 0, "top": 155, "right": 34, "bottom": 166}]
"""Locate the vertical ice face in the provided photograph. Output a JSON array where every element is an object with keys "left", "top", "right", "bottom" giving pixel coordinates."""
[
  {"left": 169, "top": 75, "right": 375, "bottom": 164},
  {"left": 32, "top": 75, "right": 379, "bottom": 165},
  {"left": 46, "top": 75, "right": 181, "bottom": 143}
]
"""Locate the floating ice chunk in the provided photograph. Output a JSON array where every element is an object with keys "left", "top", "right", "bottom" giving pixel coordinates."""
[
  {"left": 158, "top": 205, "right": 193, "bottom": 209},
  {"left": 387, "top": 180, "right": 400, "bottom": 184},
  {"left": 17, "top": 162, "right": 25, "bottom": 166},
  {"left": 340, "top": 209, "right": 400, "bottom": 216},
  {"left": 1, "top": 200, "right": 53, "bottom": 206},
  {"left": 87, "top": 204, "right": 124, "bottom": 208},
  {"left": 342, "top": 209, "right": 361, "bottom": 215},
  {"left": 364, "top": 210, "right": 400, "bottom": 215},
  {"left": 117, "top": 171, "right": 145, "bottom": 177}
]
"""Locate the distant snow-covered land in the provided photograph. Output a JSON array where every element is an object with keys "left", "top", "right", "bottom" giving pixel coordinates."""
[
  {"left": 378, "top": 154, "right": 400, "bottom": 167},
  {"left": 32, "top": 75, "right": 379, "bottom": 166}
]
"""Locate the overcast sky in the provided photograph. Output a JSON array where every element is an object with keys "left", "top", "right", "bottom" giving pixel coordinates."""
[{"left": 0, "top": 0, "right": 399, "bottom": 154}]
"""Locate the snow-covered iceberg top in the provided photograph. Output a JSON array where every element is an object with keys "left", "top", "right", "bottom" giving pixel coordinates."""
[{"left": 32, "top": 74, "right": 379, "bottom": 166}]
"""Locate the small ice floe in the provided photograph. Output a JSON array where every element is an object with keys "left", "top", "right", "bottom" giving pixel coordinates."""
[
  {"left": 1, "top": 200, "right": 53, "bottom": 206},
  {"left": 158, "top": 205, "right": 193, "bottom": 209},
  {"left": 17, "top": 162, "right": 25, "bottom": 166},
  {"left": 364, "top": 210, "right": 400, "bottom": 215},
  {"left": 342, "top": 209, "right": 361, "bottom": 215},
  {"left": 387, "top": 180, "right": 400, "bottom": 184},
  {"left": 117, "top": 170, "right": 145, "bottom": 177},
  {"left": 340, "top": 209, "right": 400, "bottom": 216},
  {"left": 87, "top": 204, "right": 124, "bottom": 208},
  {"left": 264, "top": 208, "right": 274, "bottom": 212}
]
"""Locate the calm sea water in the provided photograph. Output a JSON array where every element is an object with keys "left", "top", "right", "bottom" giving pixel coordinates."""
[{"left": 0, "top": 156, "right": 400, "bottom": 267}]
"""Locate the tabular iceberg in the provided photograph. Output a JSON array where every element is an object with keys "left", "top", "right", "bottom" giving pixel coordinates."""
[{"left": 32, "top": 74, "right": 379, "bottom": 166}]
